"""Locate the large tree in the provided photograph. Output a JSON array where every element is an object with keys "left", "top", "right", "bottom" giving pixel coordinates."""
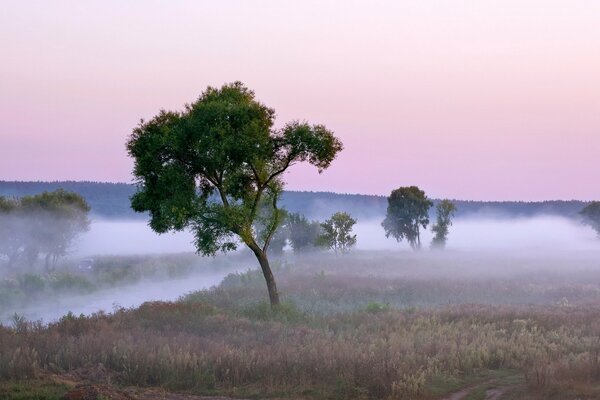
[
  {"left": 580, "top": 201, "right": 600, "bottom": 237},
  {"left": 430, "top": 199, "right": 456, "bottom": 249},
  {"left": 382, "top": 186, "right": 433, "bottom": 250},
  {"left": 127, "top": 82, "right": 343, "bottom": 306}
]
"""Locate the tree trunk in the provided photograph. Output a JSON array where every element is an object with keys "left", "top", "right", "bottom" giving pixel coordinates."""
[{"left": 251, "top": 248, "right": 280, "bottom": 307}]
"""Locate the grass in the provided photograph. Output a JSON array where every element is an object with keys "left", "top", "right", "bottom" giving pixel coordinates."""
[
  {"left": 0, "top": 380, "right": 71, "bottom": 400},
  {"left": 3, "top": 251, "right": 600, "bottom": 399}
]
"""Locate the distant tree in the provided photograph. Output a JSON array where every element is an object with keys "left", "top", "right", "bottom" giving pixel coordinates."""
[
  {"left": 0, "top": 190, "right": 90, "bottom": 271},
  {"left": 267, "top": 228, "right": 288, "bottom": 255},
  {"left": 580, "top": 201, "right": 600, "bottom": 237},
  {"left": 21, "top": 190, "right": 91, "bottom": 270},
  {"left": 287, "top": 212, "right": 322, "bottom": 253},
  {"left": 127, "top": 82, "right": 343, "bottom": 307},
  {"left": 0, "top": 197, "right": 23, "bottom": 269},
  {"left": 430, "top": 200, "right": 457, "bottom": 249},
  {"left": 382, "top": 186, "right": 433, "bottom": 250},
  {"left": 317, "top": 212, "right": 357, "bottom": 254}
]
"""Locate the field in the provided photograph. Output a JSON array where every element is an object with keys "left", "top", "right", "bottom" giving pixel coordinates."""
[{"left": 2, "top": 251, "right": 600, "bottom": 399}]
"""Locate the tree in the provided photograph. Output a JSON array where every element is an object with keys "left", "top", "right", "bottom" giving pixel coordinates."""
[
  {"left": 317, "top": 212, "right": 357, "bottom": 254},
  {"left": 0, "top": 190, "right": 90, "bottom": 271},
  {"left": 0, "top": 197, "right": 23, "bottom": 269},
  {"left": 21, "top": 190, "right": 91, "bottom": 270},
  {"left": 127, "top": 82, "right": 343, "bottom": 307},
  {"left": 382, "top": 186, "right": 433, "bottom": 250},
  {"left": 580, "top": 201, "right": 600, "bottom": 237},
  {"left": 287, "top": 212, "right": 322, "bottom": 253},
  {"left": 255, "top": 208, "right": 288, "bottom": 256},
  {"left": 430, "top": 199, "right": 456, "bottom": 249}
]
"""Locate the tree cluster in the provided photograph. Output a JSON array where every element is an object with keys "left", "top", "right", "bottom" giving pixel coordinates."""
[
  {"left": 382, "top": 186, "right": 456, "bottom": 250},
  {"left": 316, "top": 212, "right": 357, "bottom": 254},
  {"left": 0, "top": 190, "right": 90, "bottom": 271},
  {"left": 256, "top": 211, "right": 358, "bottom": 255}
]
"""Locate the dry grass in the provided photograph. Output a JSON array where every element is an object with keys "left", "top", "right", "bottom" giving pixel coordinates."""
[{"left": 3, "top": 251, "right": 600, "bottom": 399}]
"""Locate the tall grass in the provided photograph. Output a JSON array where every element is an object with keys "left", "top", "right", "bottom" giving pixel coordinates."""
[{"left": 3, "top": 252, "right": 600, "bottom": 398}]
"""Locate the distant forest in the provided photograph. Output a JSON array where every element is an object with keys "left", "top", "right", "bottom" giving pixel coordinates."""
[{"left": 0, "top": 181, "right": 589, "bottom": 220}]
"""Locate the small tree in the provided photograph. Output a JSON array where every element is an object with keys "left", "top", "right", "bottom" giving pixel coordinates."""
[
  {"left": 127, "top": 82, "right": 343, "bottom": 307},
  {"left": 382, "top": 186, "right": 433, "bottom": 250},
  {"left": 317, "top": 212, "right": 357, "bottom": 254},
  {"left": 580, "top": 201, "right": 600, "bottom": 237},
  {"left": 287, "top": 212, "right": 322, "bottom": 253},
  {"left": 430, "top": 199, "right": 456, "bottom": 249}
]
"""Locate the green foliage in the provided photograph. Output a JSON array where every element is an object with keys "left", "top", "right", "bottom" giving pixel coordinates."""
[
  {"left": 241, "top": 300, "right": 306, "bottom": 323},
  {"left": 430, "top": 199, "right": 457, "bottom": 249},
  {"left": 317, "top": 212, "right": 357, "bottom": 254},
  {"left": 287, "top": 212, "right": 322, "bottom": 253},
  {"left": 48, "top": 273, "right": 94, "bottom": 292},
  {"left": 0, "top": 380, "right": 70, "bottom": 400},
  {"left": 127, "top": 82, "right": 343, "bottom": 305},
  {"left": 255, "top": 205, "right": 288, "bottom": 255},
  {"left": 382, "top": 186, "right": 433, "bottom": 250},
  {"left": 127, "top": 82, "right": 342, "bottom": 256},
  {"left": 580, "top": 201, "right": 600, "bottom": 237},
  {"left": 364, "top": 302, "right": 390, "bottom": 314}
]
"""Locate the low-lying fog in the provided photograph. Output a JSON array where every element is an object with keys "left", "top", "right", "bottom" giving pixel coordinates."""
[
  {"left": 2, "top": 215, "right": 599, "bottom": 325},
  {"left": 2, "top": 271, "right": 232, "bottom": 325},
  {"left": 76, "top": 216, "right": 600, "bottom": 255}
]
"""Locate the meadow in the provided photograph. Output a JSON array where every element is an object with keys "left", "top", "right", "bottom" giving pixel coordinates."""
[{"left": 2, "top": 251, "right": 600, "bottom": 399}]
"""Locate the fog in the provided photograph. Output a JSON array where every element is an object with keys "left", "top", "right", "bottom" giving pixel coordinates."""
[
  {"left": 0, "top": 270, "right": 232, "bottom": 325},
  {"left": 74, "top": 220, "right": 196, "bottom": 256},
  {"left": 76, "top": 215, "right": 600, "bottom": 256},
  {"left": 354, "top": 215, "right": 600, "bottom": 252},
  {"left": 2, "top": 215, "right": 600, "bottom": 325}
]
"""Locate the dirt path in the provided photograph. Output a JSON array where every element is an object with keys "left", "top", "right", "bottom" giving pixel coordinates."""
[
  {"left": 441, "top": 379, "right": 524, "bottom": 400},
  {"left": 484, "top": 384, "right": 525, "bottom": 400}
]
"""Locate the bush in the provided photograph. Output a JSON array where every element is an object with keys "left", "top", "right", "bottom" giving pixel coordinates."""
[
  {"left": 48, "top": 273, "right": 94, "bottom": 293},
  {"left": 17, "top": 274, "right": 45, "bottom": 295}
]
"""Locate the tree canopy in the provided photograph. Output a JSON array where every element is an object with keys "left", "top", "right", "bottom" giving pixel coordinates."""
[
  {"left": 287, "top": 212, "right": 323, "bottom": 253},
  {"left": 382, "top": 186, "right": 433, "bottom": 250},
  {"left": 127, "top": 82, "right": 343, "bottom": 306},
  {"left": 580, "top": 201, "right": 600, "bottom": 237},
  {"left": 317, "top": 212, "right": 357, "bottom": 254}
]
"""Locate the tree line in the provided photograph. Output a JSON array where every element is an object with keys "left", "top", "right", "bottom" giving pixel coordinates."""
[{"left": 0, "top": 181, "right": 591, "bottom": 221}]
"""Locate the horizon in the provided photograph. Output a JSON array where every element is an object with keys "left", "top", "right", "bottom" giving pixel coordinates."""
[
  {"left": 0, "top": 180, "right": 592, "bottom": 203},
  {"left": 1, "top": 1, "right": 599, "bottom": 201}
]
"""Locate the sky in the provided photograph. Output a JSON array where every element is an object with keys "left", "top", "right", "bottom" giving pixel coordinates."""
[{"left": 1, "top": 1, "right": 599, "bottom": 201}]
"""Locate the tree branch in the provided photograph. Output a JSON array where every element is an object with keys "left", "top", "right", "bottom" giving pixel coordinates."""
[{"left": 262, "top": 189, "right": 281, "bottom": 253}]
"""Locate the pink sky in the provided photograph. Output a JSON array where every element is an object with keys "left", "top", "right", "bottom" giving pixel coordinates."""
[{"left": 1, "top": 1, "right": 599, "bottom": 200}]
